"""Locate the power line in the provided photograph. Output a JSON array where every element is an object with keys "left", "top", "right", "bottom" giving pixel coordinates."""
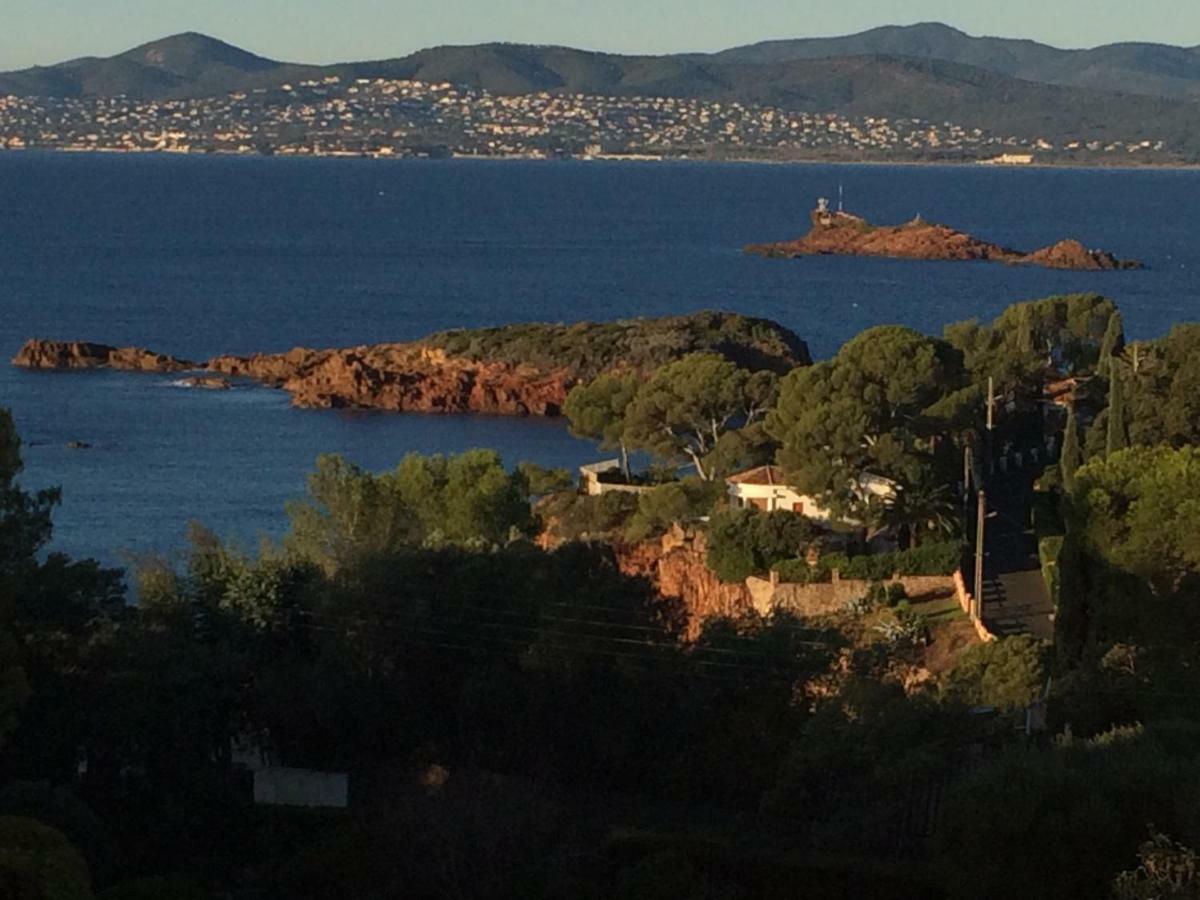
[{"left": 295, "top": 609, "right": 827, "bottom": 675}]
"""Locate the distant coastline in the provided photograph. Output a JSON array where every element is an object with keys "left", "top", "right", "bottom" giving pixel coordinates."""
[{"left": 2, "top": 145, "right": 1199, "bottom": 172}]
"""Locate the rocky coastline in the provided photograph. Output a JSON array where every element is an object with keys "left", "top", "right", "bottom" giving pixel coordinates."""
[
  {"left": 13, "top": 312, "right": 810, "bottom": 418},
  {"left": 14, "top": 339, "right": 578, "bottom": 416},
  {"left": 12, "top": 340, "right": 197, "bottom": 372},
  {"left": 745, "top": 205, "right": 1141, "bottom": 270}
]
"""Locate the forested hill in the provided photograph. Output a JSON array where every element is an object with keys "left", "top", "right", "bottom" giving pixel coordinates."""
[
  {"left": 718, "top": 22, "right": 1200, "bottom": 101},
  {"left": 1, "top": 30, "right": 1198, "bottom": 151}
]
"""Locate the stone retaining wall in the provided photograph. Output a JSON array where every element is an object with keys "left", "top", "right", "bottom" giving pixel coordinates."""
[{"left": 746, "top": 571, "right": 958, "bottom": 618}]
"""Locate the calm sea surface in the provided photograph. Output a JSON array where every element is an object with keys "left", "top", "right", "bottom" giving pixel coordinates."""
[{"left": 1, "top": 153, "right": 1196, "bottom": 565}]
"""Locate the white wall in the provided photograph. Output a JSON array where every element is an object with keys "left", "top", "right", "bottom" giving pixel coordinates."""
[{"left": 253, "top": 766, "right": 349, "bottom": 809}]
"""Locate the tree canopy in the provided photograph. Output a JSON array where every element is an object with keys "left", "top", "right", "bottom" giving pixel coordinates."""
[
  {"left": 622, "top": 353, "right": 777, "bottom": 481},
  {"left": 766, "top": 325, "right": 967, "bottom": 520},
  {"left": 1072, "top": 445, "right": 1200, "bottom": 594},
  {"left": 286, "top": 450, "right": 533, "bottom": 573},
  {"left": 940, "top": 635, "right": 1048, "bottom": 711},
  {"left": 945, "top": 293, "right": 1119, "bottom": 386},
  {"left": 562, "top": 373, "right": 639, "bottom": 475}
]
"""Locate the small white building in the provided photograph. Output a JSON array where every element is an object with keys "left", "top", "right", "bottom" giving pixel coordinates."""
[
  {"left": 724, "top": 465, "right": 895, "bottom": 528},
  {"left": 252, "top": 766, "right": 349, "bottom": 809},
  {"left": 579, "top": 460, "right": 654, "bottom": 497},
  {"left": 233, "top": 742, "right": 349, "bottom": 809}
]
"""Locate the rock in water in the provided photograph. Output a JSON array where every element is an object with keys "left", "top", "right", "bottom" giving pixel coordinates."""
[
  {"left": 13, "top": 340, "right": 196, "bottom": 372},
  {"left": 745, "top": 203, "right": 1141, "bottom": 270},
  {"left": 175, "top": 375, "right": 235, "bottom": 390}
]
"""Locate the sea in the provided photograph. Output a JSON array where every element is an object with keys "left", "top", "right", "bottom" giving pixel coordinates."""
[{"left": 1, "top": 152, "right": 1196, "bottom": 568}]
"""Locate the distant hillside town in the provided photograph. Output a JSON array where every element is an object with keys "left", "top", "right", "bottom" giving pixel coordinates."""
[{"left": 0, "top": 76, "right": 1174, "bottom": 164}]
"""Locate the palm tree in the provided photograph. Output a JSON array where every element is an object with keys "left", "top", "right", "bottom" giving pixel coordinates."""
[{"left": 880, "top": 479, "right": 961, "bottom": 548}]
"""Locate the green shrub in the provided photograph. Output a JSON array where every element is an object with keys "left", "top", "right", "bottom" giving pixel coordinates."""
[
  {"left": 841, "top": 541, "right": 962, "bottom": 579},
  {"left": 706, "top": 510, "right": 759, "bottom": 583},
  {"left": 540, "top": 491, "right": 640, "bottom": 542},
  {"left": 865, "top": 581, "right": 908, "bottom": 608},
  {"left": 844, "top": 594, "right": 874, "bottom": 616},
  {"left": 773, "top": 541, "right": 962, "bottom": 584},
  {"left": 624, "top": 478, "right": 724, "bottom": 542},
  {"left": 706, "top": 508, "right": 822, "bottom": 582},
  {"left": 773, "top": 558, "right": 822, "bottom": 584},
  {"left": 516, "top": 462, "right": 575, "bottom": 497}
]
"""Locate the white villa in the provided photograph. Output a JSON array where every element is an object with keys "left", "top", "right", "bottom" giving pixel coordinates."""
[{"left": 724, "top": 465, "right": 895, "bottom": 528}]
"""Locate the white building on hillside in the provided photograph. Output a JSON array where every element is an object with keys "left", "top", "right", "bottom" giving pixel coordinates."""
[
  {"left": 579, "top": 460, "right": 655, "bottom": 497},
  {"left": 724, "top": 465, "right": 895, "bottom": 528}
]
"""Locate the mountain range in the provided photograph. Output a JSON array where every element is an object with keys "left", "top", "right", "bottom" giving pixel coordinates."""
[
  {"left": 1, "top": 25, "right": 1198, "bottom": 148},
  {"left": 718, "top": 23, "right": 1200, "bottom": 100}
]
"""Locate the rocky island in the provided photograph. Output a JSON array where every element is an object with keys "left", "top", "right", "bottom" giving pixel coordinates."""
[
  {"left": 13, "top": 312, "right": 811, "bottom": 417},
  {"left": 745, "top": 202, "right": 1141, "bottom": 270}
]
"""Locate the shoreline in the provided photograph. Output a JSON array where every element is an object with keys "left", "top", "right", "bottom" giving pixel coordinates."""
[{"left": 1, "top": 145, "right": 1198, "bottom": 172}]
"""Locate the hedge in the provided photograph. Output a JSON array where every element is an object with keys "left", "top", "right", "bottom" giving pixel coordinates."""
[{"left": 773, "top": 540, "right": 964, "bottom": 584}]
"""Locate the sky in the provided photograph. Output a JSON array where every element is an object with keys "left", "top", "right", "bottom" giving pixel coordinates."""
[{"left": 3, "top": 0, "right": 1198, "bottom": 70}]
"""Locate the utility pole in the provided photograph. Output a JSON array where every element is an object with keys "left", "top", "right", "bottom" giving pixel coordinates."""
[
  {"left": 974, "top": 489, "right": 986, "bottom": 621},
  {"left": 963, "top": 444, "right": 973, "bottom": 505}
]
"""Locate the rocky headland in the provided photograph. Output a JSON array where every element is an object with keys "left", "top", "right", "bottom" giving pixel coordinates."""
[
  {"left": 13, "top": 312, "right": 811, "bottom": 417},
  {"left": 12, "top": 340, "right": 197, "bottom": 372},
  {"left": 745, "top": 205, "right": 1141, "bottom": 270}
]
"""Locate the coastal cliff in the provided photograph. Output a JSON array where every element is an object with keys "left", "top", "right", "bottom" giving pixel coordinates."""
[
  {"left": 207, "top": 345, "right": 573, "bottom": 415},
  {"left": 745, "top": 206, "right": 1141, "bottom": 270},
  {"left": 614, "top": 526, "right": 754, "bottom": 637},
  {"left": 13, "top": 312, "right": 811, "bottom": 417}
]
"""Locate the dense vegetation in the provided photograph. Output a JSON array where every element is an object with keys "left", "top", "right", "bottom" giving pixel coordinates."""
[
  {"left": 705, "top": 508, "right": 823, "bottom": 583},
  {"left": 427, "top": 311, "right": 811, "bottom": 382},
  {"left": 5, "top": 294, "right": 1200, "bottom": 898},
  {"left": 772, "top": 541, "right": 963, "bottom": 584}
]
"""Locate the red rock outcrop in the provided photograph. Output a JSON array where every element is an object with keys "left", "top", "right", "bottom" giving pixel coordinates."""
[
  {"left": 614, "top": 525, "right": 753, "bottom": 637},
  {"left": 15, "top": 339, "right": 573, "bottom": 416},
  {"left": 1021, "top": 239, "right": 1132, "bottom": 270},
  {"left": 208, "top": 344, "right": 572, "bottom": 415},
  {"left": 746, "top": 206, "right": 1141, "bottom": 270},
  {"left": 13, "top": 340, "right": 196, "bottom": 372}
]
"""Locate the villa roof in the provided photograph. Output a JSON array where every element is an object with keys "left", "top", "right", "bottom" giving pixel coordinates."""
[{"left": 726, "top": 465, "right": 788, "bottom": 487}]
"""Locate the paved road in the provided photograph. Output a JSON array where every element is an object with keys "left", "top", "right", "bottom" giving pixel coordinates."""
[{"left": 978, "top": 467, "right": 1056, "bottom": 640}]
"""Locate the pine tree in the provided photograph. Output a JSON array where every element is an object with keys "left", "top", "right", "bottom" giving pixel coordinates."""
[
  {"left": 1106, "top": 370, "right": 1128, "bottom": 457},
  {"left": 1061, "top": 405, "right": 1082, "bottom": 492}
]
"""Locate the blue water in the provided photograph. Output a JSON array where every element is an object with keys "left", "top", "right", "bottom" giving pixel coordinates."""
[{"left": 1, "top": 153, "right": 1196, "bottom": 565}]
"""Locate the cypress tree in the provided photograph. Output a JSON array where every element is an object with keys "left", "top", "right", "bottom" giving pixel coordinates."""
[
  {"left": 1016, "top": 303, "right": 1035, "bottom": 356},
  {"left": 1061, "top": 406, "right": 1081, "bottom": 492},
  {"left": 1106, "top": 370, "right": 1128, "bottom": 457},
  {"left": 1098, "top": 310, "right": 1124, "bottom": 376}
]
